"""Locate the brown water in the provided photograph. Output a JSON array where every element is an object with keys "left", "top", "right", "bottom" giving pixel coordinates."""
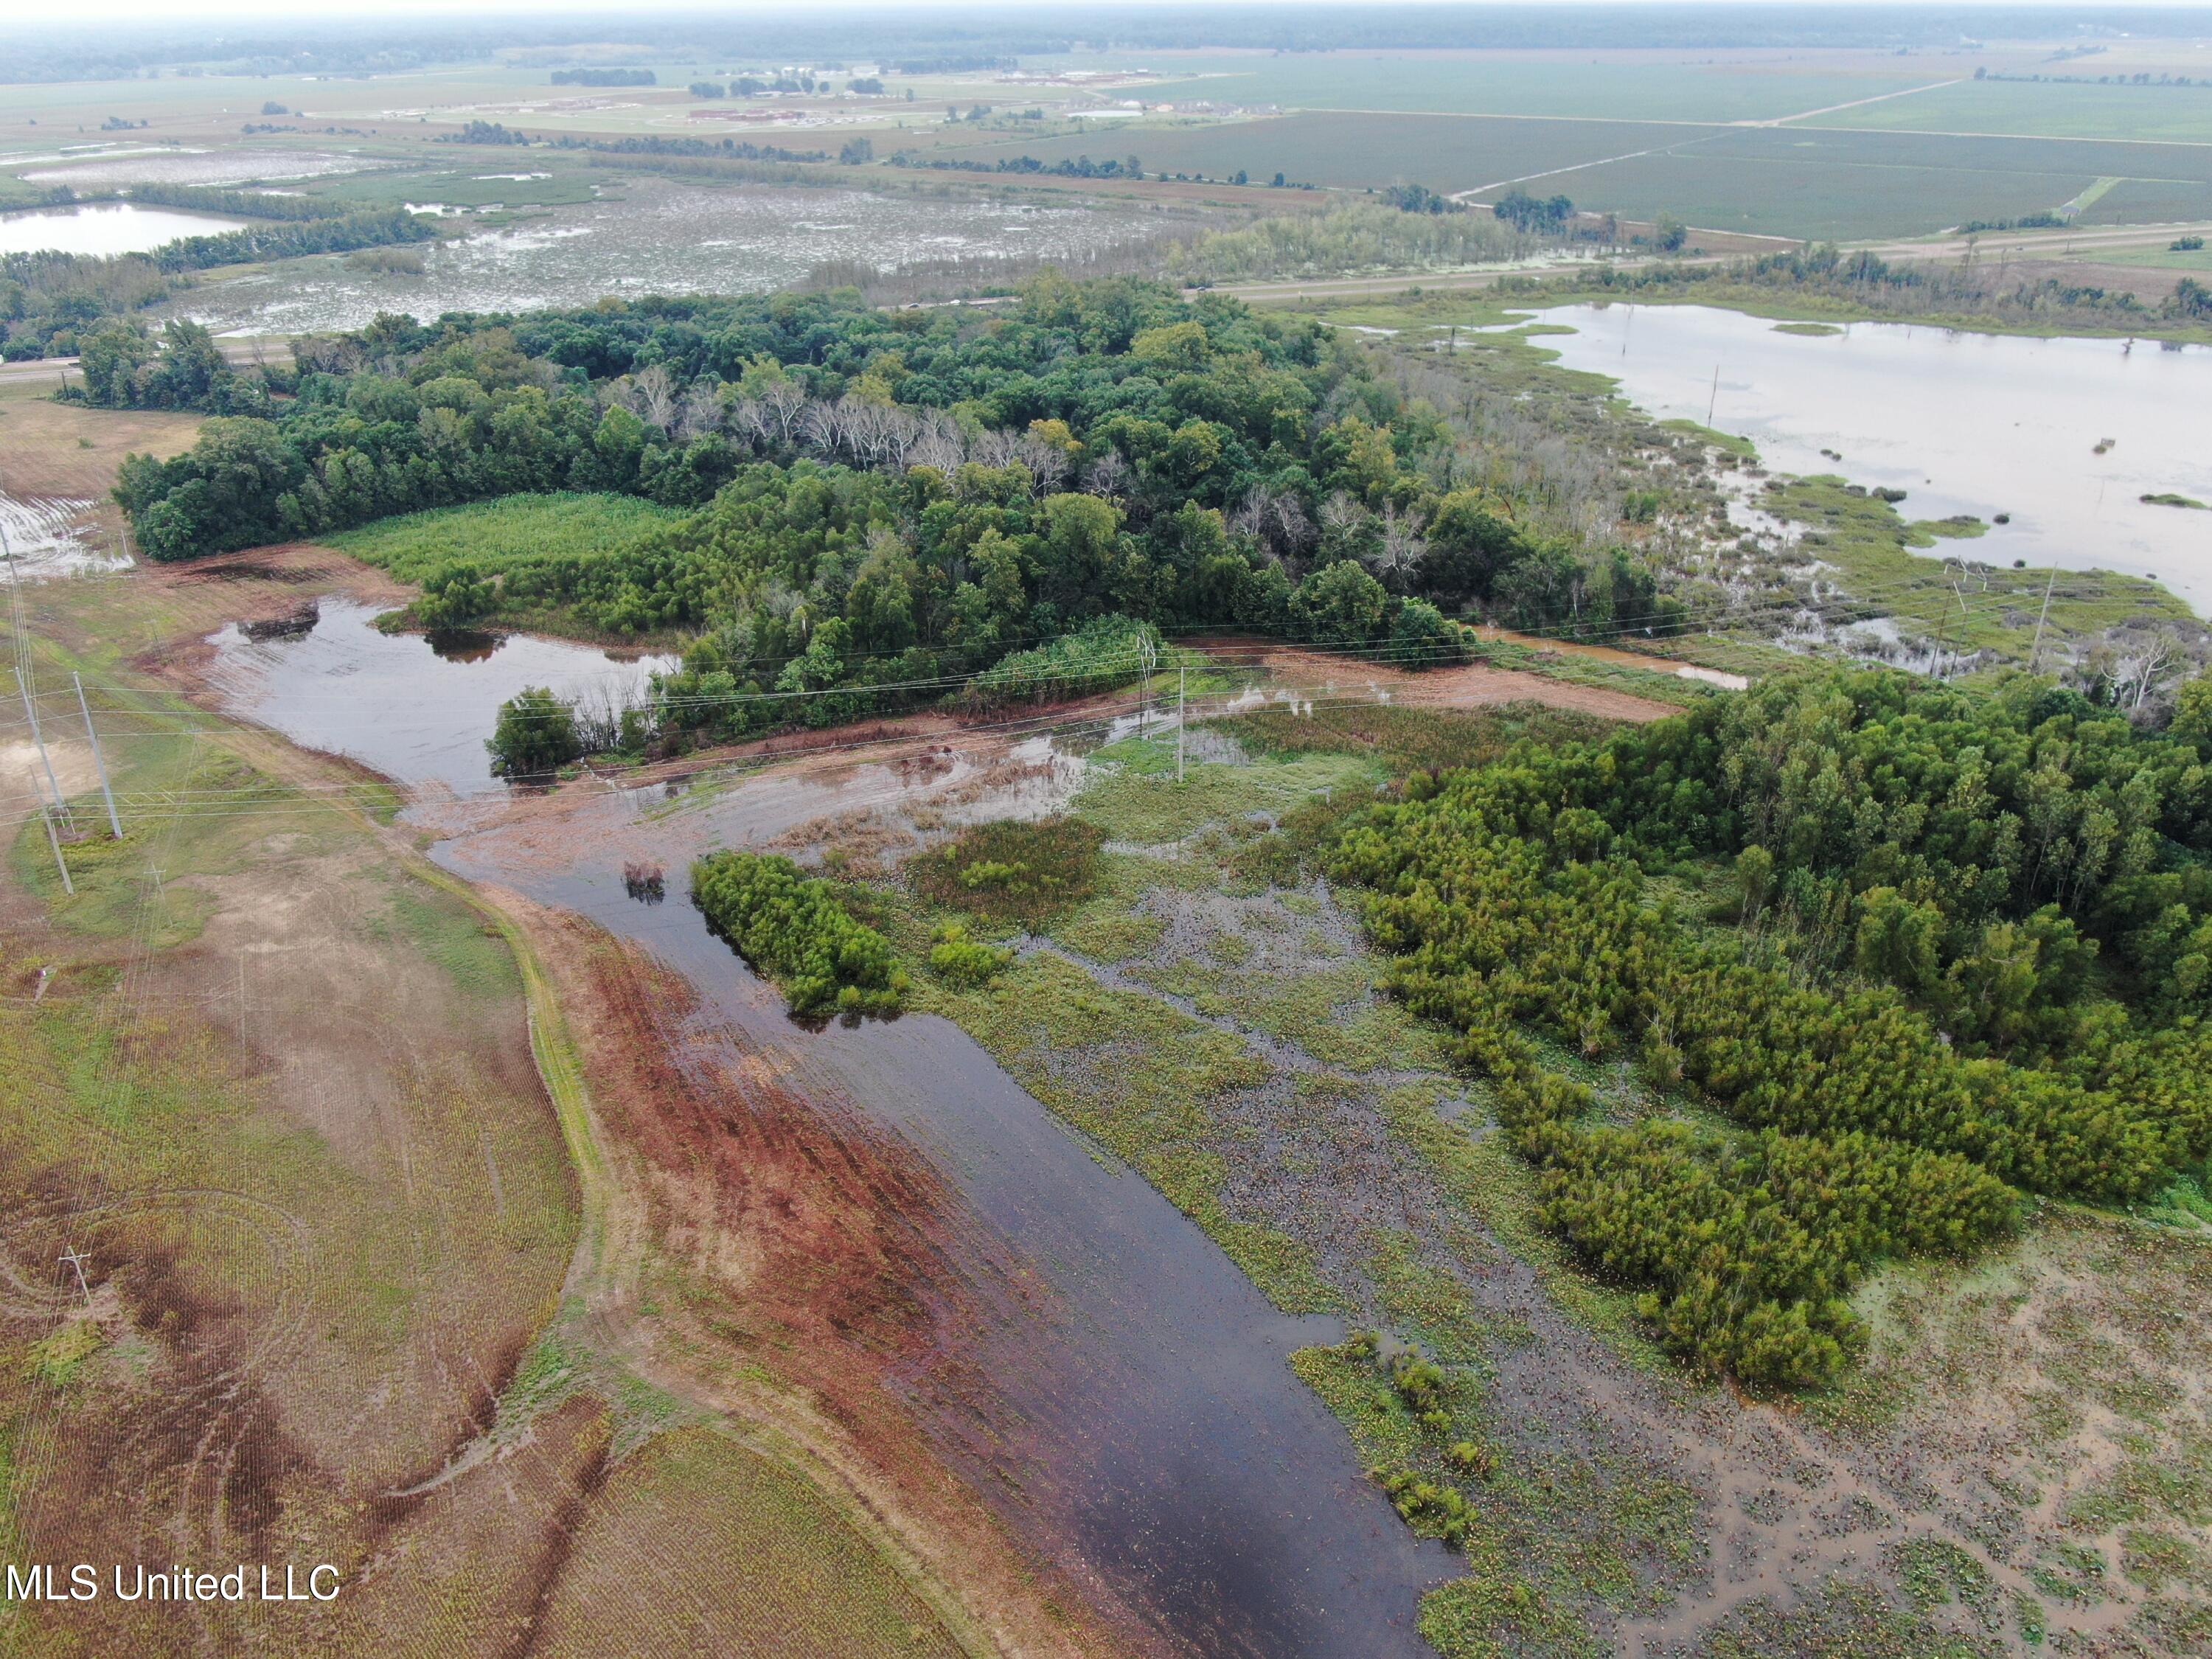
[{"left": 206, "top": 605, "right": 1455, "bottom": 1656}]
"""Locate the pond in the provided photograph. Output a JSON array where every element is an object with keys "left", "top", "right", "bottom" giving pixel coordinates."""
[
  {"left": 0, "top": 201, "right": 248, "bottom": 257},
  {"left": 203, "top": 595, "right": 1453, "bottom": 1656},
  {"left": 1526, "top": 303, "right": 2212, "bottom": 612},
  {"left": 201, "top": 598, "right": 676, "bottom": 799}
]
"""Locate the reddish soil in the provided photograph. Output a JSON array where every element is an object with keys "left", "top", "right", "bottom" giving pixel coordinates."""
[
  {"left": 1180, "top": 633, "right": 1680, "bottom": 722},
  {"left": 492, "top": 894, "right": 1127, "bottom": 1659}
]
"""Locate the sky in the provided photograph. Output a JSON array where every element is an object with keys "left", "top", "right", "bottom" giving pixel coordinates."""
[{"left": 32, "top": 0, "right": 2212, "bottom": 19}]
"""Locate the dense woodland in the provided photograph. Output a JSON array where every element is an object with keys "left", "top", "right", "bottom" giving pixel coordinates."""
[
  {"left": 1335, "top": 669, "right": 2212, "bottom": 1386},
  {"left": 112, "top": 280, "right": 1686, "bottom": 753}
]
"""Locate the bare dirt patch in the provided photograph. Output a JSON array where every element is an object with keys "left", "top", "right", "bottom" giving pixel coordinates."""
[{"left": 1182, "top": 634, "right": 1680, "bottom": 723}]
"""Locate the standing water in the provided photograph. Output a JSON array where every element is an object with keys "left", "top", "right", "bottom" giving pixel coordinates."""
[
  {"left": 1529, "top": 303, "right": 2212, "bottom": 611},
  {"left": 204, "top": 602, "right": 1454, "bottom": 1655},
  {"left": 0, "top": 202, "right": 248, "bottom": 257}
]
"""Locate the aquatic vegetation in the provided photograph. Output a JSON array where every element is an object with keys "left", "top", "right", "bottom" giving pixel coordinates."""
[{"left": 692, "top": 850, "right": 907, "bottom": 1017}]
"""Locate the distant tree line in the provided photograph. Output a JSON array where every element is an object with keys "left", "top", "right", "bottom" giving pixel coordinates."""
[
  {"left": 434, "top": 122, "right": 829, "bottom": 165},
  {"left": 891, "top": 153, "right": 1144, "bottom": 180},
  {"left": 549, "top": 68, "right": 655, "bottom": 87}
]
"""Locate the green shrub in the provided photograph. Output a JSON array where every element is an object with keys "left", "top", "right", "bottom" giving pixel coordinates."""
[
  {"left": 956, "top": 614, "right": 1161, "bottom": 712},
  {"left": 690, "top": 851, "right": 907, "bottom": 1017},
  {"left": 911, "top": 818, "right": 1105, "bottom": 925},
  {"left": 928, "top": 922, "right": 1012, "bottom": 988},
  {"left": 486, "top": 686, "right": 582, "bottom": 779},
  {"left": 1330, "top": 667, "right": 2212, "bottom": 1388}
]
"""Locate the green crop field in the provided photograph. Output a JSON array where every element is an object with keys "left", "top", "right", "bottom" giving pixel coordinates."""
[
  {"left": 2075, "top": 177, "right": 2212, "bottom": 227},
  {"left": 1502, "top": 125, "right": 2212, "bottom": 239},
  {"left": 2083, "top": 240, "right": 2212, "bottom": 272},
  {"left": 1483, "top": 145, "right": 2101, "bottom": 240},
  {"left": 942, "top": 112, "right": 1733, "bottom": 192},
  {"left": 327, "top": 493, "right": 683, "bottom": 582},
  {"left": 1708, "top": 125, "right": 2212, "bottom": 187},
  {"left": 940, "top": 109, "right": 2212, "bottom": 239},
  {"left": 1029, "top": 48, "right": 1944, "bottom": 124},
  {"left": 1795, "top": 77, "right": 2212, "bottom": 144},
  {"left": 306, "top": 164, "right": 605, "bottom": 210}
]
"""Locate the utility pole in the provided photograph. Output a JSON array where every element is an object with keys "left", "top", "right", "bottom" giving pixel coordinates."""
[
  {"left": 38, "top": 804, "right": 73, "bottom": 895},
  {"left": 74, "top": 674, "right": 121, "bottom": 839},
  {"left": 58, "top": 1248, "right": 91, "bottom": 1304},
  {"left": 1176, "top": 661, "right": 1186, "bottom": 785},
  {"left": 14, "top": 666, "right": 71, "bottom": 833},
  {"left": 2028, "top": 566, "right": 2057, "bottom": 674},
  {"left": 1706, "top": 364, "right": 1720, "bottom": 428}
]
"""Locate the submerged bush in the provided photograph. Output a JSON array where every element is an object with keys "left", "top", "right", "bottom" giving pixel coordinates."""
[
  {"left": 691, "top": 851, "right": 906, "bottom": 1017},
  {"left": 487, "top": 686, "right": 582, "bottom": 779}
]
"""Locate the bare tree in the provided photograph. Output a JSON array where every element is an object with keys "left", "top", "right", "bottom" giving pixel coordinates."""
[
  {"left": 754, "top": 377, "right": 807, "bottom": 448},
  {"left": 1015, "top": 432, "right": 1074, "bottom": 493},
  {"left": 624, "top": 363, "right": 678, "bottom": 431},
  {"left": 727, "top": 397, "right": 769, "bottom": 452},
  {"left": 673, "top": 383, "right": 726, "bottom": 442},
  {"left": 1082, "top": 450, "right": 1132, "bottom": 502},
  {"left": 970, "top": 428, "right": 1025, "bottom": 470},
  {"left": 909, "top": 412, "right": 967, "bottom": 473},
  {"left": 1363, "top": 504, "right": 1428, "bottom": 592},
  {"left": 1232, "top": 482, "right": 1315, "bottom": 568}
]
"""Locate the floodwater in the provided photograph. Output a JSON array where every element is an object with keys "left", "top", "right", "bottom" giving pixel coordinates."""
[
  {"left": 0, "top": 202, "right": 248, "bottom": 257},
  {"left": 15, "top": 147, "right": 375, "bottom": 188},
  {"left": 1531, "top": 303, "right": 2212, "bottom": 612},
  {"left": 0, "top": 493, "right": 116, "bottom": 579},
  {"left": 201, "top": 598, "right": 675, "bottom": 798},
  {"left": 173, "top": 174, "right": 1175, "bottom": 336},
  {"left": 203, "top": 602, "right": 1454, "bottom": 1656}
]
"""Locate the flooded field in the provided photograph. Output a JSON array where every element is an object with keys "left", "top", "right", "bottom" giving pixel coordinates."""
[
  {"left": 201, "top": 597, "right": 675, "bottom": 797},
  {"left": 201, "top": 594, "right": 1453, "bottom": 1655},
  {"left": 12, "top": 147, "right": 379, "bottom": 188},
  {"left": 175, "top": 174, "right": 1174, "bottom": 335},
  {"left": 1531, "top": 302, "right": 2212, "bottom": 611},
  {"left": 0, "top": 493, "right": 114, "bottom": 579},
  {"left": 0, "top": 201, "right": 248, "bottom": 257}
]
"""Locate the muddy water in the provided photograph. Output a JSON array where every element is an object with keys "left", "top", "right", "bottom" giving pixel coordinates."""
[
  {"left": 206, "top": 611, "right": 1454, "bottom": 1655},
  {"left": 1, "top": 493, "right": 116, "bottom": 579},
  {"left": 201, "top": 598, "right": 676, "bottom": 798},
  {"left": 1531, "top": 302, "right": 2212, "bottom": 611}
]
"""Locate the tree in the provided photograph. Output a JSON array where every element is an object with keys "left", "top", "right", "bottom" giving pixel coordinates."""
[
  {"left": 1292, "top": 560, "right": 1388, "bottom": 649},
  {"left": 1655, "top": 215, "right": 1689, "bottom": 253},
  {"left": 2173, "top": 669, "right": 2212, "bottom": 754},
  {"left": 487, "top": 687, "right": 582, "bottom": 778},
  {"left": 1493, "top": 188, "right": 1571, "bottom": 233}
]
